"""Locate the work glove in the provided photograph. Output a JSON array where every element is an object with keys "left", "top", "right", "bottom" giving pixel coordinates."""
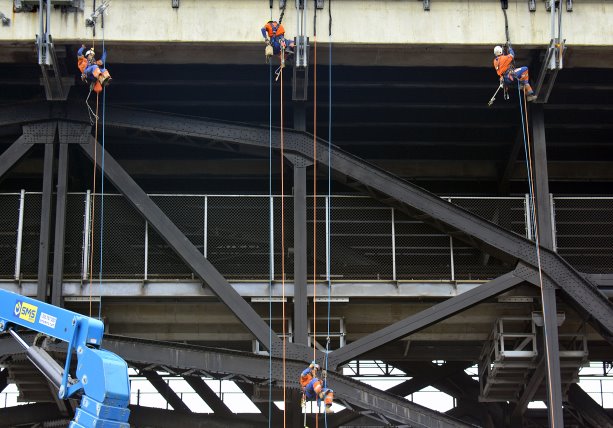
[
  {"left": 265, "top": 44, "right": 274, "bottom": 63},
  {"left": 265, "top": 38, "right": 271, "bottom": 45}
]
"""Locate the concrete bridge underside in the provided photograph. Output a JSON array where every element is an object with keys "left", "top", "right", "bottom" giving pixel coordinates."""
[{"left": 0, "top": 1, "right": 613, "bottom": 427}]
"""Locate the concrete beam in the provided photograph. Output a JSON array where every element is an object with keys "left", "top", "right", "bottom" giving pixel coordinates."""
[{"left": 1, "top": 0, "right": 612, "bottom": 64}]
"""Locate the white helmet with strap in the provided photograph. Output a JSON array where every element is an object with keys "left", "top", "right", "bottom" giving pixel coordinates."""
[
  {"left": 494, "top": 46, "right": 503, "bottom": 56},
  {"left": 85, "top": 49, "right": 95, "bottom": 57}
]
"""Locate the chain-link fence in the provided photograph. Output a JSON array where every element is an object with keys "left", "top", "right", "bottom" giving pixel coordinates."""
[
  {"left": 0, "top": 193, "right": 611, "bottom": 281},
  {"left": 148, "top": 195, "right": 205, "bottom": 279},
  {"left": 20, "top": 193, "right": 42, "bottom": 279},
  {"left": 330, "top": 197, "right": 394, "bottom": 280},
  {"left": 64, "top": 193, "right": 88, "bottom": 279},
  {"left": 394, "top": 210, "right": 451, "bottom": 280},
  {"left": 0, "top": 193, "right": 20, "bottom": 279},
  {"left": 449, "top": 197, "right": 526, "bottom": 280},
  {"left": 554, "top": 198, "right": 613, "bottom": 274},
  {"left": 209, "top": 196, "right": 271, "bottom": 280},
  {"left": 89, "top": 194, "right": 146, "bottom": 279}
]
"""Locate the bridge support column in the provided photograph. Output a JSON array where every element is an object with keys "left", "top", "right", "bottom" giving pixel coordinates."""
[{"left": 530, "top": 104, "right": 564, "bottom": 427}]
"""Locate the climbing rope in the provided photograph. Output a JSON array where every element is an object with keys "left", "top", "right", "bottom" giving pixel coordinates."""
[
  {"left": 97, "top": 18, "right": 107, "bottom": 320},
  {"left": 87, "top": 4, "right": 107, "bottom": 320},
  {"left": 87, "top": 1, "right": 99, "bottom": 318},
  {"left": 312, "top": 3, "right": 319, "bottom": 427},
  {"left": 312, "top": 0, "right": 318, "bottom": 366},
  {"left": 280, "top": 60, "right": 287, "bottom": 428},
  {"left": 268, "top": 5, "right": 274, "bottom": 428},
  {"left": 517, "top": 80, "right": 556, "bottom": 422},
  {"left": 88, "top": 93, "right": 99, "bottom": 318},
  {"left": 324, "top": 2, "right": 333, "bottom": 426}
]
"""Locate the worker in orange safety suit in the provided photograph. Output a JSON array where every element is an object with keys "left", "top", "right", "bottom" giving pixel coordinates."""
[
  {"left": 77, "top": 44, "right": 112, "bottom": 93},
  {"left": 493, "top": 45, "right": 536, "bottom": 102},
  {"left": 261, "top": 20, "right": 295, "bottom": 63},
  {"left": 300, "top": 361, "right": 334, "bottom": 413}
]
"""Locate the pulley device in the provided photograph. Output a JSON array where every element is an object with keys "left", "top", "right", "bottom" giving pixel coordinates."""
[
  {"left": 533, "top": 0, "right": 566, "bottom": 103},
  {"left": 293, "top": 0, "right": 310, "bottom": 100}
]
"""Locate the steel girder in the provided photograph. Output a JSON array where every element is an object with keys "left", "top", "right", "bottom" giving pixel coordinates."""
[
  {"left": 37, "top": 143, "right": 55, "bottom": 301},
  {"left": 2, "top": 108, "right": 612, "bottom": 341},
  {"left": 0, "top": 402, "right": 65, "bottom": 426},
  {"left": 530, "top": 104, "right": 564, "bottom": 427},
  {"left": 0, "top": 136, "right": 34, "bottom": 180},
  {"left": 0, "top": 401, "right": 266, "bottom": 428},
  {"left": 98, "top": 335, "right": 475, "bottom": 428},
  {"left": 183, "top": 375, "right": 233, "bottom": 417},
  {"left": 328, "top": 268, "right": 525, "bottom": 368},
  {"left": 51, "top": 142, "right": 68, "bottom": 306},
  {"left": 0, "top": 333, "right": 473, "bottom": 428},
  {"left": 391, "top": 361, "right": 506, "bottom": 427},
  {"left": 71, "top": 131, "right": 287, "bottom": 357},
  {"left": 386, "top": 362, "right": 473, "bottom": 397},
  {"left": 0, "top": 368, "right": 7, "bottom": 393},
  {"left": 128, "top": 404, "right": 268, "bottom": 428},
  {"left": 142, "top": 370, "right": 192, "bottom": 413},
  {"left": 0, "top": 122, "right": 56, "bottom": 186},
  {"left": 43, "top": 104, "right": 610, "bottom": 348},
  {"left": 566, "top": 383, "right": 613, "bottom": 428}
]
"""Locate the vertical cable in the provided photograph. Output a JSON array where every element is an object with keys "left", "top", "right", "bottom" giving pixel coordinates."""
[
  {"left": 280, "top": 62, "right": 287, "bottom": 428},
  {"left": 518, "top": 82, "right": 556, "bottom": 424},
  {"left": 313, "top": 0, "right": 318, "bottom": 366},
  {"left": 88, "top": 93, "right": 99, "bottom": 318},
  {"left": 268, "top": 7, "right": 273, "bottom": 427},
  {"left": 97, "top": 20, "right": 106, "bottom": 320},
  {"left": 312, "top": 4, "right": 319, "bottom": 426},
  {"left": 324, "top": 2, "right": 333, "bottom": 426}
]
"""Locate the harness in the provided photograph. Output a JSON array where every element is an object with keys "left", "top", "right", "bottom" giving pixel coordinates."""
[{"left": 268, "top": 22, "right": 287, "bottom": 47}]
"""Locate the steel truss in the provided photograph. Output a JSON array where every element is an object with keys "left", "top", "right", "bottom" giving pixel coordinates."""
[
  {"left": 0, "top": 333, "right": 473, "bottom": 428},
  {"left": 0, "top": 103, "right": 612, "bottom": 426}
]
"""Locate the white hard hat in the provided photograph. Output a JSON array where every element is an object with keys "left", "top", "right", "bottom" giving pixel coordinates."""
[
  {"left": 85, "top": 49, "right": 95, "bottom": 57},
  {"left": 494, "top": 46, "right": 503, "bottom": 56}
]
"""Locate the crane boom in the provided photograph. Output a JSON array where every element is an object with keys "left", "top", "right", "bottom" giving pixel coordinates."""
[{"left": 0, "top": 289, "right": 131, "bottom": 427}]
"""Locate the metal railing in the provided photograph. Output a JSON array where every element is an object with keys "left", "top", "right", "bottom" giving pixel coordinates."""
[{"left": 0, "top": 192, "right": 611, "bottom": 281}]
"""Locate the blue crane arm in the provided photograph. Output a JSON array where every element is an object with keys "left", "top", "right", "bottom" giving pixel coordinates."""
[{"left": 0, "top": 289, "right": 131, "bottom": 427}]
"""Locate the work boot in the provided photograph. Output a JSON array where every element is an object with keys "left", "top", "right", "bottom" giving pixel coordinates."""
[
  {"left": 526, "top": 93, "right": 537, "bottom": 102},
  {"left": 325, "top": 405, "right": 334, "bottom": 414}
]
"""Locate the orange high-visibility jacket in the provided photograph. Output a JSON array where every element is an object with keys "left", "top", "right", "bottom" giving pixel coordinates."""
[{"left": 493, "top": 49, "right": 515, "bottom": 78}]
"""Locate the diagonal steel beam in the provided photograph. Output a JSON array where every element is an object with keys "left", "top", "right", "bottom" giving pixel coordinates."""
[
  {"left": 0, "top": 368, "right": 8, "bottom": 393},
  {"left": 129, "top": 403, "right": 266, "bottom": 428},
  {"left": 328, "top": 269, "right": 525, "bottom": 368},
  {"left": 566, "top": 383, "right": 613, "bottom": 428},
  {"left": 0, "top": 402, "right": 64, "bottom": 426},
  {"left": 386, "top": 362, "right": 473, "bottom": 397},
  {"left": 142, "top": 370, "right": 192, "bottom": 413},
  {"left": 87, "top": 106, "right": 613, "bottom": 345},
  {"left": 0, "top": 135, "right": 36, "bottom": 183},
  {"left": 92, "top": 335, "right": 473, "bottom": 428},
  {"left": 183, "top": 375, "right": 232, "bottom": 417},
  {"left": 235, "top": 382, "right": 284, "bottom": 427},
  {"left": 75, "top": 133, "right": 285, "bottom": 356}
]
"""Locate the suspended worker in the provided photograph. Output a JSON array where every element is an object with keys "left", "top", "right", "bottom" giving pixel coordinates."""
[
  {"left": 493, "top": 45, "right": 536, "bottom": 102},
  {"left": 300, "top": 361, "right": 334, "bottom": 414},
  {"left": 77, "top": 44, "right": 112, "bottom": 93},
  {"left": 261, "top": 20, "right": 295, "bottom": 64}
]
